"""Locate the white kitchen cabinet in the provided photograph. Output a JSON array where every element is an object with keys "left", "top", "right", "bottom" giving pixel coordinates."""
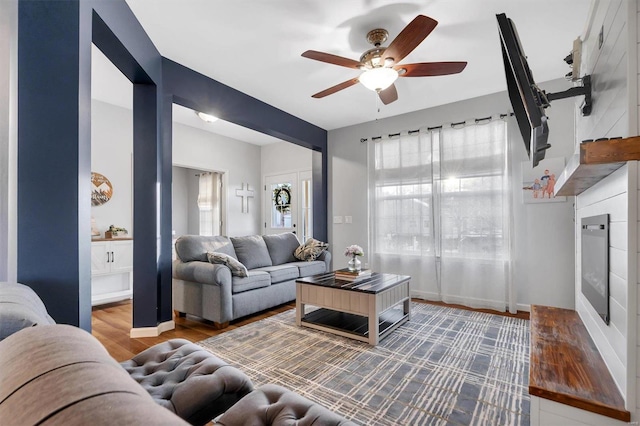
[{"left": 91, "top": 239, "right": 133, "bottom": 306}]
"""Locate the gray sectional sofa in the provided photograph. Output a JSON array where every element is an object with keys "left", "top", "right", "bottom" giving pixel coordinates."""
[{"left": 172, "top": 233, "right": 331, "bottom": 327}]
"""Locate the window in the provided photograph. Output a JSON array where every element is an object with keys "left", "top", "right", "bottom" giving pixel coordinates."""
[
  {"left": 372, "top": 121, "right": 508, "bottom": 260},
  {"left": 197, "top": 172, "right": 221, "bottom": 236}
]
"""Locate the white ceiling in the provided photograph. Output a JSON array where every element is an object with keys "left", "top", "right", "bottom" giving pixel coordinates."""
[{"left": 92, "top": 0, "right": 593, "bottom": 143}]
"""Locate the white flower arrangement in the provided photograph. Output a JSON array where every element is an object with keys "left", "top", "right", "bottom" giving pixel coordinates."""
[{"left": 344, "top": 244, "right": 364, "bottom": 257}]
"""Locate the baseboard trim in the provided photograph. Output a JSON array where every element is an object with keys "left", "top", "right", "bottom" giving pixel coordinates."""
[{"left": 129, "top": 320, "right": 175, "bottom": 338}]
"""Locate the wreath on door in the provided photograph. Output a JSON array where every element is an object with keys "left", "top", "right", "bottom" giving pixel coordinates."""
[{"left": 273, "top": 184, "right": 291, "bottom": 214}]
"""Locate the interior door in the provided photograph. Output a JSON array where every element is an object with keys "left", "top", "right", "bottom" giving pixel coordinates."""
[{"left": 264, "top": 173, "right": 298, "bottom": 239}]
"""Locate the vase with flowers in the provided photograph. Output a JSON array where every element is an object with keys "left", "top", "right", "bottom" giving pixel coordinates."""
[{"left": 344, "top": 244, "right": 364, "bottom": 272}]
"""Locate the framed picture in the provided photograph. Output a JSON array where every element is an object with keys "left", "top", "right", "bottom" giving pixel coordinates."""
[{"left": 522, "top": 157, "right": 566, "bottom": 203}]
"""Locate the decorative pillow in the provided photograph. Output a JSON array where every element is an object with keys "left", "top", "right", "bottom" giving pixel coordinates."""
[
  {"left": 294, "top": 238, "right": 329, "bottom": 261},
  {"left": 207, "top": 252, "right": 248, "bottom": 277}
]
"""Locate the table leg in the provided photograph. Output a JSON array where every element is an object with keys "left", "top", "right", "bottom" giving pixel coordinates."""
[
  {"left": 296, "top": 283, "right": 303, "bottom": 326},
  {"left": 404, "top": 298, "right": 411, "bottom": 321},
  {"left": 368, "top": 294, "right": 379, "bottom": 345}
]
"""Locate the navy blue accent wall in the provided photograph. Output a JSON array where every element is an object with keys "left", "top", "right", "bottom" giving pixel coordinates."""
[
  {"left": 312, "top": 150, "right": 328, "bottom": 241},
  {"left": 159, "top": 94, "right": 174, "bottom": 321},
  {"left": 162, "top": 58, "right": 328, "bottom": 240},
  {"left": 132, "top": 83, "right": 162, "bottom": 327},
  {"left": 18, "top": 0, "right": 92, "bottom": 328},
  {"left": 91, "top": 1, "right": 171, "bottom": 329},
  {"left": 18, "top": 0, "right": 327, "bottom": 331}
]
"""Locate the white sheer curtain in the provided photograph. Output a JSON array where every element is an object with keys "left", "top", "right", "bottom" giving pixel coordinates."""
[
  {"left": 369, "top": 119, "right": 513, "bottom": 312},
  {"left": 197, "top": 172, "right": 221, "bottom": 236},
  {"left": 438, "top": 120, "right": 511, "bottom": 311}
]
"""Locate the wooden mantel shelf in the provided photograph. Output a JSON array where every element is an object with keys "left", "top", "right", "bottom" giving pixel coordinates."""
[
  {"left": 555, "top": 136, "right": 640, "bottom": 196},
  {"left": 530, "top": 305, "right": 631, "bottom": 422}
]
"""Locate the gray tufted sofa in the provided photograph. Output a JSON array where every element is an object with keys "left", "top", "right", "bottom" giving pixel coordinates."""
[
  {"left": 215, "top": 384, "right": 356, "bottom": 426},
  {"left": 173, "top": 233, "right": 331, "bottom": 327},
  {"left": 0, "top": 324, "right": 190, "bottom": 425},
  {"left": 121, "top": 338, "right": 254, "bottom": 425}
]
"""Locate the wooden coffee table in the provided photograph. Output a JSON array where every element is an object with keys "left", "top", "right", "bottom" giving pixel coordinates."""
[{"left": 295, "top": 271, "right": 411, "bottom": 345}]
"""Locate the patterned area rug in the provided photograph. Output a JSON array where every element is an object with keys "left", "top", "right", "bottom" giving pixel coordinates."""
[{"left": 198, "top": 303, "right": 530, "bottom": 426}]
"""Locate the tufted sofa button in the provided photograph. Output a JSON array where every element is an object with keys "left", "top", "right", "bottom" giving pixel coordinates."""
[
  {"left": 214, "top": 384, "right": 355, "bottom": 426},
  {"left": 121, "top": 339, "right": 254, "bottom": 425}
]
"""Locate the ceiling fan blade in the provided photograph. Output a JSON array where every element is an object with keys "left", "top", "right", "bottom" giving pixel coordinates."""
[
  {"left": 383, "top": 15, "right": 438, "bottom": 65},
  {"left": 301, "top": 50, "right": 363, "bottom": 69},
  {"left": 396, "top": 62, "right": 467, "bottom": 77},
  {"left": 378, "top": 84, "right": 398, "bottom": 105},
  {"left": 311, "top": 78, "right": 360, "bottom": 98}
]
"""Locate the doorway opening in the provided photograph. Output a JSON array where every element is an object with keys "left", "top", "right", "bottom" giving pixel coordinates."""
[{"left": 264, "top": 171, "right": 312, "bottom": 243}]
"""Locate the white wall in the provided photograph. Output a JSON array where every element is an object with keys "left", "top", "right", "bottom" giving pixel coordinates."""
[
  {"left": 328, "top": 78, "right": 577, "bottom": 309},
  {"left": 91, "top": 100, "right": 133, "bottom": 237},
  {"left": 0, "top": 0, "right": 17, "bottom": 282},
  {"left": 172, "top": 122, "right": 262, "bottom": 237},
  {"left": 261, "top": 141, "right": 312, "bottom": 177},
  {"left": 573, "top": 0, "right": 638, "bottom": 414}
]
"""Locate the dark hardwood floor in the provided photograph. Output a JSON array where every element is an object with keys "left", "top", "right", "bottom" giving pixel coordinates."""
[{"left": 92, "top": 298, "right": 529, "bottom": 362}]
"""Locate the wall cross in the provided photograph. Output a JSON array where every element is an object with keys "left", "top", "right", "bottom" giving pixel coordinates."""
[{"left": 236, "top": 183, "right": 254, "bottom": 213}]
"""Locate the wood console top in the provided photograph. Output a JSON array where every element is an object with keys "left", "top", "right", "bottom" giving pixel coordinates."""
[{"left": 529, "top": 305, "right": 630, "bottom": 422}]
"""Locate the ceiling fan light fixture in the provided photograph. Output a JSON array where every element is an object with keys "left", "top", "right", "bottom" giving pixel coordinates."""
[
  {"left": 359, "top": 67, "right": 398, "bottom": 92},
  {"left": 196, "top": 111, "right": 218, "bottom": 123}
]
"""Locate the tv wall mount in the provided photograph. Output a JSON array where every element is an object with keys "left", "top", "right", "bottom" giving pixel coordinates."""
[{"left": 539, "top": 74, "right": 592, "bottom": 116}]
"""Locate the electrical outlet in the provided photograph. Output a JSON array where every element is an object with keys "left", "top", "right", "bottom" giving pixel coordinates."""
[
  {"left": 345, "top": 216, "right": 353, "bottom": 224},
  {"left": 333, "top": 216, "right": 343, "bottom": 224}
]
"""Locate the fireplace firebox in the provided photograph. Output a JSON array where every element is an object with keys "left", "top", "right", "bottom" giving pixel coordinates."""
[{"left": 581, "top": 214, "right": 609, "bottom": 325}]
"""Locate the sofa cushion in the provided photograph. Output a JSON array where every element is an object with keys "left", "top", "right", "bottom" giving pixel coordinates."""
[
  {"left": 207, "top": 252, "right": 248, "bottom": 277},
  {"left": 0, "top": 282, "right": 56, "bottom": 341},
  {"left": 294, "top": 238, "right": 329, "bottom": 261},
  {"left": 262, "top": 233, "right": 299, "bottom": 265},
  {"left": 232, "top": 271, "right": 271, "bottom": 294},
  {"left": 231, "top": 235, "right": 273, "bottom": 269},
  {"left": 176, "top": 235, "right": 237, "bottom": 262},
  {"left": 252, "top": 264, "right": 299, "bottom": 284},
  {"left": 292, "top": 260, "right": 327, "bottom": 278}
]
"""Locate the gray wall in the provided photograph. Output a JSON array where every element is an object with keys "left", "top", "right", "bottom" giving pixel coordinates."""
[
  {"left": 173, "top": 122, "right": 262, "bottom": 237},
  {"left": 261, "top": 141, "right": 312, "bottom": 177},
  {"left": 0, "top": 0, "right": 17, "bottom": 282},
  {"left": 171, "top": 166, "right": 214, "bottom": 237},
  {"left": 171, "top": 166, "right": 189, "bottom": 237},
  {"left": 91, "top": 100, "right": 133, "bottom": 236},
  {"left": 328, "top": 78, "right": 576, "bottom": 310}
]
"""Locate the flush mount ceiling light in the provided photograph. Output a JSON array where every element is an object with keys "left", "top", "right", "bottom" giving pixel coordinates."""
[{"left": 195, "top": 111, "right": 218, "bottom": 123}]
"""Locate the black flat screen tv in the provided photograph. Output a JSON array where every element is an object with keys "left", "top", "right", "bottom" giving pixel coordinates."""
[{"left": 497, "top": 13, "right": 550, "bottom": 168}]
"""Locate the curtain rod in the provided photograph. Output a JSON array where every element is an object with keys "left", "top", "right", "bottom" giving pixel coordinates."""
[{"left": 359, "top": 112, "right": 514, "bottom": 143}]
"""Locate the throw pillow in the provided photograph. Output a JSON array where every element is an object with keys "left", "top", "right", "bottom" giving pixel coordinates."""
[
  {"left": 294, "top": 238, "right": 329, "bottom": 261},
  {"left": 207, "top": 252, "right": 248, "bottom": 277}
]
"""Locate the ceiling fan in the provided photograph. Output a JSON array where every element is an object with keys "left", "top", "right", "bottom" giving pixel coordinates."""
[{"left": 302, "top": 15, "right": 467, "bottom": 105}]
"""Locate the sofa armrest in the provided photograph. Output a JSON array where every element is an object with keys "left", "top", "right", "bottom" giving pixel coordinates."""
[
  {"left": 172, "top": 260, "right": 232, "bottom": 287},
  {"left": 317, "top": 250, "right": 332, "bottom": 272}
]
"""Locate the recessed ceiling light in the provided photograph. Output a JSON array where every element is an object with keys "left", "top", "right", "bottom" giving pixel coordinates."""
[{"left": 195, "top": 111, "right": 218, "bottom": 123}]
